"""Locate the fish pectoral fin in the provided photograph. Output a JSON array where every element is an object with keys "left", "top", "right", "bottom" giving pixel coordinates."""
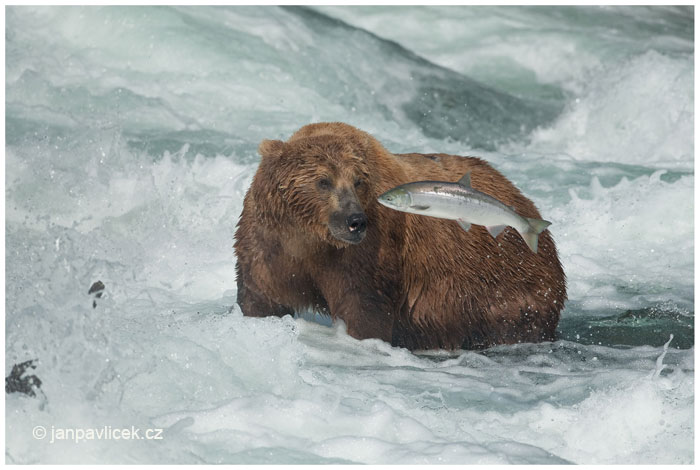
[
  {"left": 486, "top": 225, "right": 507, "bottom": 238},
  {"left": 457, "top": 172, "right": 472, "bottom": 188},
  {"left": 410, "top": 204, "right": 430, "bottom": 211},
  {"left": 457, "top": 219, "right": 472, "bottom": 232}
]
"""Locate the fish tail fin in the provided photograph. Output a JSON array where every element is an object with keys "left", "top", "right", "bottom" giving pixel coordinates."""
[
  {"left": 525, "top": 217, "right": 551, "bottom": 234},
  {"left": 520, "top": 217, "right": 551, "bottom": 253}
]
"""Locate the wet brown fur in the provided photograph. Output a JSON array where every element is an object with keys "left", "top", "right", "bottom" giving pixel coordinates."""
[{"left": 234, "top": 122, "right": 567, "bottom": 350}]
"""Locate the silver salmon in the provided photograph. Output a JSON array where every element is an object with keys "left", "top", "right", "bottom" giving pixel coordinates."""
[{"left": 377, "top": 172, "right": 551, "bottom": 253}]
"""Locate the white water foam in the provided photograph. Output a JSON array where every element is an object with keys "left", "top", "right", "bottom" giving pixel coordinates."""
[
  {"left": 528, "top": 50, "right": 693, "bottom": 167},
  {"left": 5, "top": 5, "right": 694, "bottom": 465}
]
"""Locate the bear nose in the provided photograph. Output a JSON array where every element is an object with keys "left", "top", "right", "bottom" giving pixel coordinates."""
[{"left": 346, "top": 213, "right": 367, "bottom": 234}]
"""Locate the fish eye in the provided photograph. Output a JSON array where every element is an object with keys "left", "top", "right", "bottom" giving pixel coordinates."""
[{"left": 317, "top": 178, "right": 332, "bottom": 190}]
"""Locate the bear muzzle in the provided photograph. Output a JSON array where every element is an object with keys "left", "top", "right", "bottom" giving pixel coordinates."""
[
  {"left": 346, "top": 213, "right": 367, "bottom": 235},
  {"left": 327, "top": 188, "right": 368, "bottom": 245},
  {"left": 328, "top": 210, "right": 367, "bottom": 244}
]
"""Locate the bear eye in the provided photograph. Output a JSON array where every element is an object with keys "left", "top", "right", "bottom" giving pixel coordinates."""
[
  {"left": 317, "top": 178, "right": 332, "bottom": 190},
  {"left": 354, "top": 178, "right": 363, "bottom": 188}
]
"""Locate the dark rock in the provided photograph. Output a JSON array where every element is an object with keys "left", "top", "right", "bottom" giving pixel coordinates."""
[
  {"left": 89, "top": 280, "right": 105, "bottom": 309},
  {"left": 88, "top": 280, "right": 105, "bottom": 296},
  {"left": 5, "top": 360, "right": 42, "bottom": 397}
]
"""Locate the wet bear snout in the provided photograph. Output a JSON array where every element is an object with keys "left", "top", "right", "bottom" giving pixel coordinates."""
[{"left": 346, "top": 213, "right": 367, "bottom": 233}]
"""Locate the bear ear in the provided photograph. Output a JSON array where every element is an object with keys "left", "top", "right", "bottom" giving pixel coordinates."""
[
  {"left": 348, "top": 133, "right": 373, "bottom": 159},
  {"left": 258, "top": 139, "right": 285, "bottom": 159}
]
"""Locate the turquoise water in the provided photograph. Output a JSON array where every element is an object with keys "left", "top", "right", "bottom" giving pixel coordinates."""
[{"left": 5, "top": 6, "right": 693, "bottom": 464}]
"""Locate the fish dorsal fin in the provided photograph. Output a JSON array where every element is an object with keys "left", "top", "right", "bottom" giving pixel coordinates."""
[{"left": 457, "top": 172, "right": 471, "bottom": 188}]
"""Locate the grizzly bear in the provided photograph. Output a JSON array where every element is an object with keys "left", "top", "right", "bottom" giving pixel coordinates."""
[{"left": 234, "top": 122, "right": 566, "bottom": 350}]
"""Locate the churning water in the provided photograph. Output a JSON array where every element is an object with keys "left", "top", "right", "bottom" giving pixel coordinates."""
[{"left": 5, "top": 6, "right": 694, "bottom": 464}]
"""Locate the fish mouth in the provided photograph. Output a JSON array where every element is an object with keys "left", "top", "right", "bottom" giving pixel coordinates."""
[
  {"left": 377, "top": 186, "right": 414, "bottom": 211},
  {"left": 377, "top": 197, "right": 391, "bottom": 208}
]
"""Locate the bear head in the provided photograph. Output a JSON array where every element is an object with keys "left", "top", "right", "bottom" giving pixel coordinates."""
[{"left": 254, "top": 132, "right": 376, "bottom": 248}]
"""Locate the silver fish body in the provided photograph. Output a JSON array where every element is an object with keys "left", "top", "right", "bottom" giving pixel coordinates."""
[{"left": 377, "top": 173, "right": 551, "bottom": 253}]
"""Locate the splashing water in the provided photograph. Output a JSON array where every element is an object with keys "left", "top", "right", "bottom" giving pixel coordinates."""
[{"left": 5, "top": 6, "right": 693, "bottom": 464}]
